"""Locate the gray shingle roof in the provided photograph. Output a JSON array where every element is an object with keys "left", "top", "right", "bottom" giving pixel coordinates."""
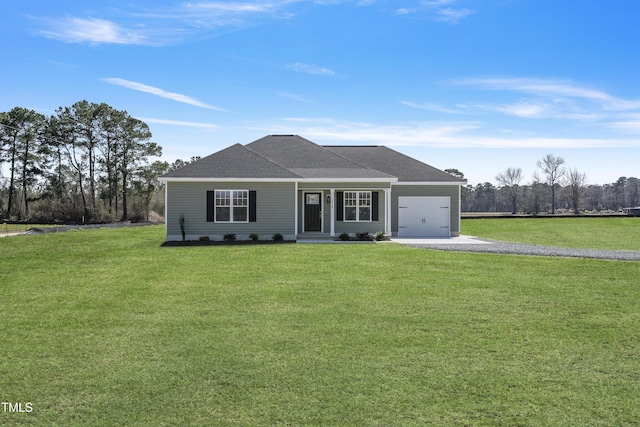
[
  {"left": 162, "top": 143, "right": 299, "bottom": 179},
  {"left": 162, "top": 135, "right": 462, "bottom": 182},
  {"left": 246, "top": 135, "right": 392, "bottom": 178},
  {"left": 324, "top": 145, "right": 464, "bottom": 182}
]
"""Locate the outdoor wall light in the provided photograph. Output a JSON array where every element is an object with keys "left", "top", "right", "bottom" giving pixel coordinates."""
[{"left": 326, "top": 194, "right": 331, "bottom": 204}]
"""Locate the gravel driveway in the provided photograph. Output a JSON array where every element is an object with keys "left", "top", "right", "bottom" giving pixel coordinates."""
[{"left": 404, "top": 239, "right": 640, "bottom": 261}]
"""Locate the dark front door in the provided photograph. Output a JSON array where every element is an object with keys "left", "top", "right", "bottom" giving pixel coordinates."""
[{"left": 304, "top": 193, "right": 322, "bottom": 232}]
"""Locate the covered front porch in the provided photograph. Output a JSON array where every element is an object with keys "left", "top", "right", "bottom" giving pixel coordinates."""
[{"left": 294, "top": 183, "right": 392, "bottom": 238}]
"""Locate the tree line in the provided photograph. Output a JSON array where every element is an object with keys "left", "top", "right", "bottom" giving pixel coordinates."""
[
  {"left": 451, "top": 154, "right": 640, "bottom": 214},
  {"left": 3, "top": 106, "right": 636, "bottom": 222},
  {"left": 0, "top": 101, "right": 167, "bottom": 223}
]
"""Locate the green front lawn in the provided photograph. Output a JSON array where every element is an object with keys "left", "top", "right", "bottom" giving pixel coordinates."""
[
  {"left": 1, "top": 226, "right": 639, "bottom": 426},
  {"left": 463, "top": 216, "right": 640, "bottom": 250}
]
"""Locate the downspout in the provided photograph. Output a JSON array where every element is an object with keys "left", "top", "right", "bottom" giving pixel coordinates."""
[
  {"left": 164, "top": 182, "right": 169, "bottom": 239},
  {"left": 330, "top": 188, "right": 335, "bottom": 237},
  {"left": 385, "top": 188, "right": 391, "bottom": 236},
  {"left": 457, "top": 183, "right": 462, "bottom": 237}
]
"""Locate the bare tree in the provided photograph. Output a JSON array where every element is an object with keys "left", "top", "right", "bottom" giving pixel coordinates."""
[
  {"left": 564, "top": 168, "right": 588, "bottom": 214},
  {"left": 537, "top": 154, "right": 566, "bottom": 213},
  {"left": 529, "top": 171, "right": 545, "bottom": 214},
  {"left": 496, "top": 167, "right": 523, "bottom": 214}
]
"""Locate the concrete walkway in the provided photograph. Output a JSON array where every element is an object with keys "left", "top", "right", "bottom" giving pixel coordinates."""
[
  {"left": 297, "top": 235, "right": 492, "bottom": 245},
  {"left": 389, "top": 235, "right": 492, "bottom": 245}
]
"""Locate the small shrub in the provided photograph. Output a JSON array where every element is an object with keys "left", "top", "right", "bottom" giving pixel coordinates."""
[
  {"left": 339, "top": 232, "right": 350, "bottom": 241},
  {"left": 179, "top": 213, "right": 186, "bottom": 241},
  {"left": 375, "top": 231, "right": 386, "bottom": 241},
  {"left": 223, "top": 233, "right": 237, "bottom": 242},
  {"left": 272, "top": 232, "right": 283, "bottom": 241},
  {"left": 198, "top": 235, "right": 210, "bottom": 241},
  {"left": 249, "top": 233, "right": 259, "bottom": 241}
]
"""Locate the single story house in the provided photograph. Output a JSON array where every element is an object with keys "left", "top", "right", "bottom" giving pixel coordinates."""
[
  {"left": 159, "top": 135, "right": 466, "bottom": 241},
  {"left": 624, "top": 206, "right": 640, "bottom": 216}
]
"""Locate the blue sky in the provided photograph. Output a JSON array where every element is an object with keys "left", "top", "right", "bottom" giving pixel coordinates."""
[{"left": 2, "top": 0, "right": 640, "bottom": 185}]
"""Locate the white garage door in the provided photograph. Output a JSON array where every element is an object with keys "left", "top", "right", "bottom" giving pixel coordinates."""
[{"left": 398, "top": 196, "right": 451, "bottom": 237}]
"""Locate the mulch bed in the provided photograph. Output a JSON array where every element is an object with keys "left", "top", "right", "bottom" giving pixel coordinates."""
[{"left": 161, "top": 240, "right": 296, "bottom": 247}]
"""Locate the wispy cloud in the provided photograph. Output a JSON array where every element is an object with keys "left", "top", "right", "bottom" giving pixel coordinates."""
[
  {"left": 494, "top": 101, "right": 550, "bottom": 118},
  {"left": 397, "top": 0, "right": 475, "bottom": 23},
  {"left": 275, "top": 117, "right": 481, "bottom": 146},
  {"left": 609, "top": 114, "right": 640, "bottom": 133},
  {"left": 137, "top": 117, "right": 219, "bottom": 129},
  {"left": 34, "top": 1, "right": 474, "bottom": 46},
  {"left": 433, "top": 7, "right": 474, "bottom": 24},
  {"left": 183, "top": 2, "right": 280, "bottom": 14},
  {"left": 36, "top": 17, "right": 148, "bottom": 45},
  {"left": 423, "top": 76, "right": 640, "bottom": 133},
  {"left": 33, "top": 1, "right": 298, "bottom": 46},
  {"left": 401, "top": 100, "right": 468, "bottom": 114},
  {"left": 452, "top": 77, "right": 640, "bottom": 111},
  {"left": 102, "top": 78, "right": 227, "bottom": 111},
  {"left": 264, "top": 117, "right": 640, "bottom": 149},
  {"left": 287, "top": 62, "right": 335, "bottom": 76}
]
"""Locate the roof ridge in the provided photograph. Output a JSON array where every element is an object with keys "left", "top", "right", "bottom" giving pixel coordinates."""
[{"left": 323, "top": 145, "right": 380, "bottom": 147}]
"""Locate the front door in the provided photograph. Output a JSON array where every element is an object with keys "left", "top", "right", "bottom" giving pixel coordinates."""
[{"left": 304, "top": 193, "right": 322, "bottom": 232}]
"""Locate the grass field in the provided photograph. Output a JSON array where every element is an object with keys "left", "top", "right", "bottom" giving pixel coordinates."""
[
  {"left": 1, "top": 223, "right": 639, "bottom": 426},
  {"left": 462, "top": 216, "right": 640, "bottom": 250}
]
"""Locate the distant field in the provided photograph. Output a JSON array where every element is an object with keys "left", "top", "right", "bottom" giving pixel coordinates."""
[
  {"left": 1, "top": 225, "right": 638, "bottom": 426},
  {"left": 462, "top": 216, "right": 640, "bottom": 250}
]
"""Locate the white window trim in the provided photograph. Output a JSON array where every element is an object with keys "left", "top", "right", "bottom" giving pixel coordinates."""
[
  {"left": 343, "top": 191, "right": 372, "bottom": 222},
  {"left": 215, "top": 189, "right": 249, "bottom": 223}
]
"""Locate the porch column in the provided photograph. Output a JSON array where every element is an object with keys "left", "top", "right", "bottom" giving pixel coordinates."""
[
  {"left": 294, "top": 182, "right": 299, "bottom": 236},
  {"left": 384, "top": 188, "right": 391, "bottom": 235},
  {"left": 330, "top": 188, "right": 335, "bottom": 236}
]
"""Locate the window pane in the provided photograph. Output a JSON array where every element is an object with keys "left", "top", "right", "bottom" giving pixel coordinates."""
[
  {"left": 216, "top": 190, "right": 230, "bottom": 206},
  {"left": 345, "top": 207, "right": 357, "bottom": 221},
  {"left": 233, "top": 190, "right": 248, "bottom": 206},
  {"left": 345, "top": 192, "right": 357, "bottom": 207},
  {"left": 233, "top": 207, "right": 248, "bottom": 222},
  {"left": 216, "top": 207, "right": 230, "bottom": 222},
  {"left": 359, "top": 207, "right": 371, "bottom": 221}
]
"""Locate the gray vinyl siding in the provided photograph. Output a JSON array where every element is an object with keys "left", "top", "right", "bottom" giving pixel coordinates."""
[
  {"left": 391, "top": 184, "right": 461, "bottom": 236},
  {"left": 166, "top": 181, "right": 295, "bottom": 240},
  {"left": 334, "top": 218, "right": 385, "bottom": 235}
]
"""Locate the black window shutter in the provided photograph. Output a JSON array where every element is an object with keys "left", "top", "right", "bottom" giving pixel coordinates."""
[
  {"left": 372, "top": 191, "right": 379, "bottom": 221},
  {"left": 206, "top": 191, "right": 215, "bottom": 222},
  {"left": 249, "top": 191, "right": 257, "bottom": 222},
  {"left": 336, "top": 191, "right": 343, "bottom": 221}
]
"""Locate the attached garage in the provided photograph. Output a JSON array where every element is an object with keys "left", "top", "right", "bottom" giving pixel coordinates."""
[{"left": 397, "top": 196, "right": 451, "bottom": 237}]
